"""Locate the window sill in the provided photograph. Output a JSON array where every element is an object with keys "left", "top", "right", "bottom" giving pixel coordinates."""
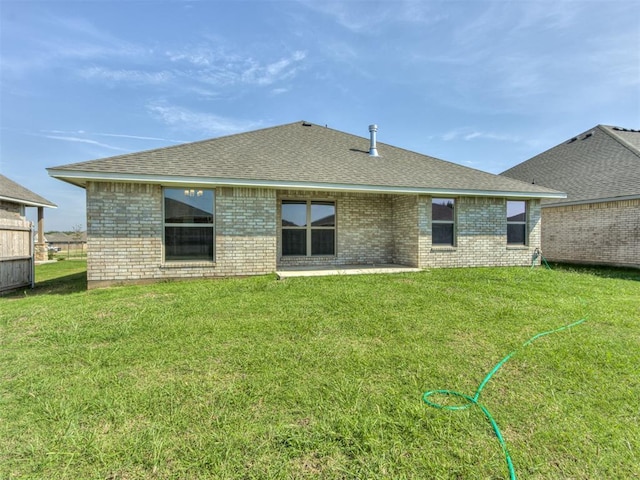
[
  {"left": 161, "top": 261, "right": 216, "bottom": 269},
  {"left": 431, "top": 246, "right": 456, "bottom": 252},
  {"left": 280, "top": 255, "right": 337, "bottom": 258},
  {"left": 506, "top": 245, "right": 529, "bottom": 250}
]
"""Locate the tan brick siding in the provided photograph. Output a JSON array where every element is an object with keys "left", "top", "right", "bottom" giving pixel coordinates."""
[
  {"left": 86, "top": 182, "right": 276, "bottom": 288},
  {"left": 392, "top": 195, "right": 419, "bottom": 267},
  {"left": 85, "top": 182, "right": 544, "bottom": 287},
  {"left": 542, "top": 199, "right": 639, "bottom": 268},
  {"left": 419, "top": 197, "right": 542, "bottom": 268},
  {"left": 276, "top": 191, "right": 395, "bottom": 267}
]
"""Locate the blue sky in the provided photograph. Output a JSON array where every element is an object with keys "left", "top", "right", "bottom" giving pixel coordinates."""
[{"left": 1, "top": 0, "right": 638, "bottom": 231}]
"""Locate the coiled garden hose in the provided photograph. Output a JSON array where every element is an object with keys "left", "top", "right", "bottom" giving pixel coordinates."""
[{"left": 422, "top": 317, "right": 587, "bottom": 479}]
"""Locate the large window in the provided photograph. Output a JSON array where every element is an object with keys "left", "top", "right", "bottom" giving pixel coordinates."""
[
  {"left": 432, "top": 198, "right": 455, "bottom": 246},
  {"left": 282, "top": 200, "right": 335, "bottom": 256},
  {"left": 507, "top": 200, "right": 527, "bottom": 245},
  {"left": 164, "top": 188, "right": 214, "bottom": 261}
]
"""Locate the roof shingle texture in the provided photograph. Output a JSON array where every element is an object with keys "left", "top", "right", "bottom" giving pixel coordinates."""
[
  {"left": 0, "top": 174, "right": 56, "bottom": 207},
  {"left": 49, "top": 121, "right": 558, "bottom": 196},
  {"left": 501, "top": 125, "right": 640, "bottom": 205}
]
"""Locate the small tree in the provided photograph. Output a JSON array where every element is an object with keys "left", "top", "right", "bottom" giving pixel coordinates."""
[
  {"left": 71, "top": 224, "right": 83, "bottom": 242},
  {"left": 71, "top": 224, "right": 84, "bottom": 258}
]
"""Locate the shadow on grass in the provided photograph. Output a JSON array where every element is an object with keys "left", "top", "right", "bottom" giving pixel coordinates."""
[
  {"left": 551, "top": 263, "right": 640, "bottom": 282},
  {"left": 3, "top": 271, "right": 87, "bottom": 298}
]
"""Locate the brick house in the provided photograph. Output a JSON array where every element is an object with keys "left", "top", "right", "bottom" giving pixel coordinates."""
[
  {"left": 1, "top": 174, "right": 56, "bottom": 292},
  {"left": 48, "top": 121, "right": 564, "bottom": 288},
  {"left": 502, "top": 125, "right": 640, "bottom": 269}
]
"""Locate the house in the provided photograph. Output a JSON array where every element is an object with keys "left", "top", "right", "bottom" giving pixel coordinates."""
[
  {"left": 45, "top": 231, "right": 88, "bottom": 253},
  {"left": 47, "top": 121, "right": 564, "bottom": 288},
  {"left": 501, "top": 125, "right": 640, "bottom": 268},
  {"left": 0, "top": 174, "right": 56, "bottom": 292}
]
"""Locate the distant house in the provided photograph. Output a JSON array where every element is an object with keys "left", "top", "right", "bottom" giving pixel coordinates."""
[
  {"left": 48, "top": 121, "right": 563, "bottom": 288},
  {"left": 502, "top": 125, "right": 640, "bottom": 268},
  {"left": 46, "top": 231, "right": 87, "bottom": 252},
  {"left": 0, "top": 174, "right": 56, "bottom": 292}
]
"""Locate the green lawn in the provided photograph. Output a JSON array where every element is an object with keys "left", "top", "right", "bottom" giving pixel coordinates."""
[{"left": 1, "top": 262, "right": 639, "bottom": 479}]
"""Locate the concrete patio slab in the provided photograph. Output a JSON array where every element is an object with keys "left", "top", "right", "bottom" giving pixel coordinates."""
[{"left": 276, "top": 264, "right": 421, "bottom": 279}]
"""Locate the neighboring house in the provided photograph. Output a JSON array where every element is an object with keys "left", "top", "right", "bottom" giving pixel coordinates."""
[
  {"left": 501, "top": 125, "right": 640, "bottom": 268},
  {"left": 46, "top": 231, "right": 87, "bottom": 252},
  {"left": 48, "top": 121, "right": 564, "bottom": 288},
  {"left": 0, "top": 174, "right": 56, "bottom": 292}
]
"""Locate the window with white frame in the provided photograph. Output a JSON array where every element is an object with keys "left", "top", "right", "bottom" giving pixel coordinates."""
[
  {"left": 506, "top": 200, "right": 527, "bottom": 245},
  {"left": 281, "top": 200, "right": 335, "bottom": 256},
  {"left": 164, "top": 188, "right": 214, "bottom": 261},
  {"left": 432, "top": 198, "right": 455, "bottom": 246}
]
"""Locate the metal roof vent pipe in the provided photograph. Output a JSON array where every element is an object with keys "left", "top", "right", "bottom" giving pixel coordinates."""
[{"left": 368, "top": 124, "right": 379, "bottom": 157}]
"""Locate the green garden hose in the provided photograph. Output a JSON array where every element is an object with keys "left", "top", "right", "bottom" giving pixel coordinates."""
[
  {"left": 531, "top": 248, "right": 551, "bottom": 269},
  {"left": 422, "top": 317, "right": 587, "bottom": 479}
]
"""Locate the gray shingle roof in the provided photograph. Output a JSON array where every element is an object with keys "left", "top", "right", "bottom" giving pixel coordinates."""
[
  {"left": 48, "top": 121, "right": 562, "bottom": 198},
  {"left": 0, "top": 174, "right": 57, "bottom": 208},
  {"left": 501, "top": 125, "right": 640, "bottom": 205}
]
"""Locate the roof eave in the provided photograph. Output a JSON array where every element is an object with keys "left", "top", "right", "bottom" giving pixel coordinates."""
[
  {"left": 543, "top": 193, "right": 640, "bottom": 208},
  {"left": 0, "top": 195, "right": 57, "bottom": 209},
  {"left": 47, "top": 170, "right": 566, "bottom": 200}
]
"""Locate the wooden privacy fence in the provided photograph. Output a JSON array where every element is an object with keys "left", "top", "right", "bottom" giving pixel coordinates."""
[{"left": 0, "top": 217, "right": 34, "bottom": 293}]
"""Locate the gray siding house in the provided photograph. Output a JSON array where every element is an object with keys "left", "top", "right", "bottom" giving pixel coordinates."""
[
  {"left": 48, "top": 121, "right": 564, "bottom": 288},
  {"left": 502, "top": 125, "right": 639, "bottom": 268}
]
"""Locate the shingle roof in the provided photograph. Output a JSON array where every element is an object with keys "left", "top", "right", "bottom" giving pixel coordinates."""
[
  {"left": 46, "top": 231, "right": 87, "bottom": 243},
  {"left": 501, "top": 125, "right": 640, "bottom": 205},
  {"left": 0, "top": 174, "right": 57, "bottom": 208},
  {"left": 48, "top": 121, "right": 562, "bottom": 198}
]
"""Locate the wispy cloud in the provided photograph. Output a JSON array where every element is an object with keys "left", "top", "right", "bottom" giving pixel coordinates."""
[
  {"left": 44, "top": 135, "right": 130, "bottom": 151},
  {"left": 79, "top": 67, "right": 174, "bottom": 85},
  {"left": 146, "top": 102, "right": 261, "bottom": 136},
  {"left": 47, "top": 130, "right": 185, "bottom": 143},
  {"left": 2, "top": 14, "right": 145, "bottom": 77},
  {"left": 241, "top": 51, "right": 306, "bottom": 86},
  {"left": 442, "top": 128, "right": 522, "bottom": 143},
  {"left": 167, "top": 47, "right": 307, "bottom": 87},
  {"left": 297, "top": 1, "right": 445, "bottom": 33}
]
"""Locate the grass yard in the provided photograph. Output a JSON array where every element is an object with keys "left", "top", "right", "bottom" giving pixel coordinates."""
[{"left": 1, "top": 262, "right": 639, "bottom": 479}]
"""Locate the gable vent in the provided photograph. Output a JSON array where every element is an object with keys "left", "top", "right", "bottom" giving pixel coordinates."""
[{"left": 582, "top": 131, "right": 594, "bottom": 140}]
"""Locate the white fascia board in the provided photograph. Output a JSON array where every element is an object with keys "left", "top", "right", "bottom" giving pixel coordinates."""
[
  {"left": 47, "top": 170, "right": 567, "bottom": 200},
  {"left": 543, "top": 193, "right": 640, "bottom": 208},
  {"left": 0, "top": 195, "right": 57, "bottom": 209}
]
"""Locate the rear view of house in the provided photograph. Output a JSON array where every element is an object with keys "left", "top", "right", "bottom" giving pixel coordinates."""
[
  {"left": 502, "top": 125, "right": 640, "bottom": 268},
  {"left": 48, "top": 121, "right": 564, "bottom": 288},
  {"left": 0, "top": 175, "right": 56, "bottom": 292}
]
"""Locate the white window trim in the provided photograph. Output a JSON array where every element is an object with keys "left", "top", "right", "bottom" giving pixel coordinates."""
[
  {"left": 163, "top": 187, "right": 216, "bottom": 263},
  {"left": 506, "top": 200, "right": 528, "bottom": 246},
  {"left": 431, "top": 198, "right": 456, "bottom": 247},
  {"left": 281, "top": 199, "right": 336, "bottom": 257}
]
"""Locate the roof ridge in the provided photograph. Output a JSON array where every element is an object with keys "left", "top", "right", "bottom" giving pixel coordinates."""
[
  {"left": 597, "top": 124, "right": 640, "bottom": 160},
  {"left": 501, "top": 124, "right": 635, "bottom": 175},
  {"left": 51, "top": 121, "right": 309, "bottom": 169}
]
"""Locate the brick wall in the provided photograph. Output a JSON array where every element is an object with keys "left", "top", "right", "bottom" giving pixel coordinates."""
[
  {"left": 85, "top": 182, "right": 545, "bottom": 287},
  {"left": 86, "top": 182, "right": 163, "bottom": 286},
  {"left": 542, "top": 199, "right": 639, "bottom": 268},
  {"left": 276, "top": 190, "right": 395, "bottom": 267},
  {"left": 392, "top": 195, "right": 419, "bottom": 266},
  {"left": 86, "top": 182, "right": 276, "bottom": 288},
  {"left": 419, "top": 197, "right": 541, "bottom": 268}
]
